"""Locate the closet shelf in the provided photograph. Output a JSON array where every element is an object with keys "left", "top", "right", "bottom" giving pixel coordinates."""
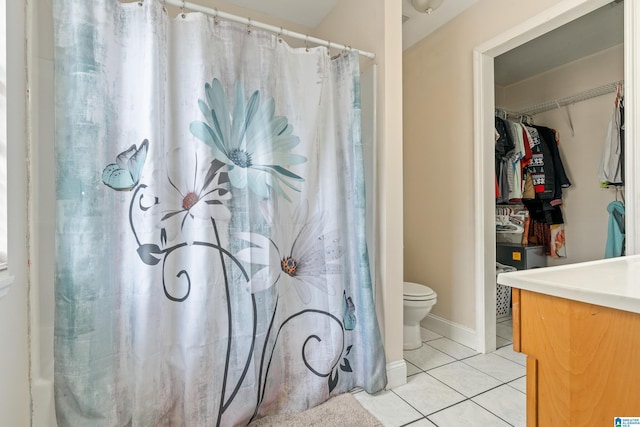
[{"left": 497, "top": 80, "right": 622, "bottom": 117}]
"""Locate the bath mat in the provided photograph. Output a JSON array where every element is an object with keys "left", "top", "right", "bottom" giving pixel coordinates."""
[{"left": 248, "top": 392, "right": 383, "bottom": 427}]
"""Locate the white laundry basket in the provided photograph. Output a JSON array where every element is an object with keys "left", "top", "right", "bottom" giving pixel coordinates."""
[{"left": 496, "top": 263, "right": 516, "bottom": 320}]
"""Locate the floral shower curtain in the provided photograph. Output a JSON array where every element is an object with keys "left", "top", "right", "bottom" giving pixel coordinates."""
[{"left": 53, "top": 0, "right": 386, "bottom": 425}]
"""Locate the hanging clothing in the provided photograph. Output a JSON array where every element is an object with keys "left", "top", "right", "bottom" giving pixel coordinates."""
[
  {"left": 605, "top": 200, "right": 625, "bottom": 258},
  {"left": 598, "top": 97, "right": 624, "bottom": 185},
  {"left": 523, "top": 126, "right": 550, "bottom": 196},
  {"left": 495, "top": 115, "right": 571, "bottom": 258},
  {"left": 507, "top": 121, "right": 526, "bottom": 201},
  {"left": 534, "top": 125, "right": 571, "bottom": 202},
  {"left": 521, "top": 125, "right": 570, "bottom": 258},
  {"left": 495, "top": 117, "right": 515, "bottom": 203},
  {"left": 53, "top": 1, "right": 387, "bottom": 425},
  {"left": 549, "top": 224, "right": 566, "bottom": 258},
  {"left": 522, "top": 171, "right": 535, "bottom": 199},
  {"left": 526, "top": 217, "right": 551, "bottom": 253},
  {"left": 620, "top": 98, "right": 625, "bottom": 182},
  {"left": 523, "top": 198, "right": 563, "bottom": 258}
]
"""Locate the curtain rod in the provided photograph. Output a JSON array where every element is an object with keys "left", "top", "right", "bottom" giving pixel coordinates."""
[
  {"left": 497, "top": 80, "right": 623, "bottom": 117},
  {"left": 162, "top": 0, "right": 376, "bottom": 59}
]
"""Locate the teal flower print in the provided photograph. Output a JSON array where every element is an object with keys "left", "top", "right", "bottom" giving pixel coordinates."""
[{"left": 190, "top": 79, "right": 307, "bottom": 201}]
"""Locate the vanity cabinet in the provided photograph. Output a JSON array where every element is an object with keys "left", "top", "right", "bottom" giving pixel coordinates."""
[{"left": 512, "top": 288, "right": 640, "bottom": 426}]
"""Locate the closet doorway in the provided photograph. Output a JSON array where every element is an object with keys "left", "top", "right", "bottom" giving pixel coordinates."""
[{"left": 472, "top": 0, "right": 640, "bottom": 353}]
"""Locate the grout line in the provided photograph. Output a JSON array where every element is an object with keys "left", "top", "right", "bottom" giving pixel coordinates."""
[
  {"left": 399, "top": 416, "right": 432, "bottom": 427},
  {"left": 428, "top": 366, "right": 507, "bottom": 400},
  {"left": 505, "top": 382, "right": 526, "bottom": 395},
  {"left": 424, "top": 396, "right": 472, "bottom": 418},
  {"left": 505, "top": 374, "right": 527, "bottom": 395},
  {"left": 496, "top": 342, "right": 514, "bottom": 350},
  {"left": 420, "top": 336, "right": 443, "bottom": 343},
  {"left": 423, "top": 359, "right": 460, "bottom": 372},
  {"left": 488, "top": 349, "right": 523, "bottom": 362},
  {"left": 491, "top": 350, "right": 526, "bottom": 367},
  {"left": 425, "top": 365, "right": 524, "bottom": 410},
  {"left": 467, "top": 382, "right": 511, "bottom": 400},
  {"left": 390, "top": 372, "right": 465, "bottom": 418},
  {"left": 424, "top": 341, "right": 478, "bottom": 361},
  {"left": 466, "top": 399, "right": 516, "bottom": 427},
  {"left": 427, "top": 398, "right": 516, "bottom": 427},
  {"left": 388, "top": 381, "right": 439, "bottom": 421},
  {"left": 423, "top": 371, "right": 475, "bottom": 401},
  {"left": 458, "top": 360, "right": 513, "bottom": 384},
  {"left": 457, "top": 353, "right": 481, "bottom": 362}
]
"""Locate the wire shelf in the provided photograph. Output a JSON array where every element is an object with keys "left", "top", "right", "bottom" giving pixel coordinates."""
[{"left": 497, "top": 81, "right": 622, "bottom": 118}]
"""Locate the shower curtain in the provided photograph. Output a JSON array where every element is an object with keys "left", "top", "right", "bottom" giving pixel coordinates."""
[{"left": 53, "top": 1, "right": 387, "bottom": 425}]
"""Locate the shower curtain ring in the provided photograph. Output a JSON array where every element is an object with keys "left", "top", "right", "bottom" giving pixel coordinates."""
[
  {"left": 277, "top": 27, "right": 283, "bottom": 43},
  {"left": 213, "top": 8, "right": 219, "bottom": 25},
  {"left": 137, "top": 0, "right": 143, "bottom": 6},
  {"left": 247, "top": 18, "right": 252, "bottom": 34},
  {"left": 181, "top": 0, "right": 186, "bottom": 18},
  {"left": 305, "top": 35, "right": 310, "bottom": 52},
  {"left": 326, "top": 40, "right": 331, "bottom": 56}
]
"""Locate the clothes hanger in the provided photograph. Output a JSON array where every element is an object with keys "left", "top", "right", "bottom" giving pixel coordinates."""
[
  {"left": 619, "top": 187, "right": 625, "bottom": 205},
  {"left": 614, "top": 186, "right": 625, "bottom": 204}
]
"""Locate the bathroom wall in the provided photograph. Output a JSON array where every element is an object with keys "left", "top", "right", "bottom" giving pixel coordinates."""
[
  {"left": 403, "top": 0, "right": 572, "bottom": 334},
  {"left": 499, "top": 44, "right": 624, "bottom": 266}
]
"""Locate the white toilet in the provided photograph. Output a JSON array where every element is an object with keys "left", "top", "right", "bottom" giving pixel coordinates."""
[{"left": 403, "top": 281, "right": 437, "bottom": 350}]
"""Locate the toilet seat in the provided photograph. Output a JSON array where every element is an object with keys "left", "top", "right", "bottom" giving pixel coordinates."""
[{"left": 403, "top": 282, "right": 436, "bottom": 301}]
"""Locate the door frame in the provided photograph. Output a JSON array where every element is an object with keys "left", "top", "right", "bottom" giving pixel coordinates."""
[{"left": 472, "top": 0, "right": 640, "bottom": 353}]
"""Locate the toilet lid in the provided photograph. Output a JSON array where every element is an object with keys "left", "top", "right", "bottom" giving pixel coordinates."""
[{"left": 403, "top": 282, "right": 436, "bottom": 300}]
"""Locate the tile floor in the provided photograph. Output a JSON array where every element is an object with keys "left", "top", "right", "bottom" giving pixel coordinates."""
[{"left": 354, "top": 318, "right": 526, "bottom": 427}]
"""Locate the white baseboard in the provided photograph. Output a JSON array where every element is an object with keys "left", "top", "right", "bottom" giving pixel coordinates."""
[
  {"left": 385, "top": 359, "right": 407, "bottom": 390},
  {"left": 421, "top": 313, "right": 478, "bottom": 351}
]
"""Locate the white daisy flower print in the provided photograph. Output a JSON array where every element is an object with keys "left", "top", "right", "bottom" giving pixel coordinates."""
[
  {"left": 158, "top": 146, "right": 231, "bottom": 243},
  {"left": 234, "top": 203, "right": 343, "bottom": 304}
]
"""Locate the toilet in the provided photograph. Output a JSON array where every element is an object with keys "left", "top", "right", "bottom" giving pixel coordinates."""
[{"left": 403, "top": 281, "right": 437, "bottom": 350}]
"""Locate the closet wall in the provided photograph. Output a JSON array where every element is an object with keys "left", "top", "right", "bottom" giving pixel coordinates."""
[{"left": 496, "top": 43, "right": 624, "bottom": 266}]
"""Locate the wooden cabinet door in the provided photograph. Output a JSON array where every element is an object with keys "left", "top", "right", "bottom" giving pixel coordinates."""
[{"left": 517, "top": 290, "right": 640, "bottom": 426}]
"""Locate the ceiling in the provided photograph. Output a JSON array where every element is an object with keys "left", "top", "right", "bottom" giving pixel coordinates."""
[
  {"left": 495, "top": 1, "right": 624, "bottom": 86},
  {"left": 223, "top": 0, "right": 476, "bottom": 50},
  {"left": 221, "top": 0, "right": 624, "bottom": 87}
]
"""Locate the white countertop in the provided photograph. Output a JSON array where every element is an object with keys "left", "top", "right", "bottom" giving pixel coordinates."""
[{"left": 497, "top": 255, "right": 640, "bottom": 314}]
